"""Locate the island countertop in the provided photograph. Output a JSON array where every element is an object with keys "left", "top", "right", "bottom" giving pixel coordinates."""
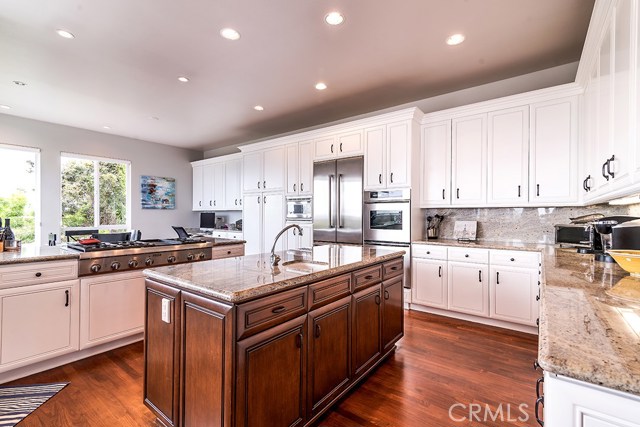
[{"left": 143, "top": 244, "right": 405, "bottom": 303}]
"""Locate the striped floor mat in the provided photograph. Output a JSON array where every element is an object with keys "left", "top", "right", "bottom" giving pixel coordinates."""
[{"left": 0, "top": 382, "right": 68, "bottom": 427}]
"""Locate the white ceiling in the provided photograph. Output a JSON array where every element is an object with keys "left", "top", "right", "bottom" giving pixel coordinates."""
[{"left": 0, "top": 0, "right": 594, "bottom": 151}]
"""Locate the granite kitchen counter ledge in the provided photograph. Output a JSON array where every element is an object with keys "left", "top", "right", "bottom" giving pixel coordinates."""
[
  {"left": 412, "top": 238, "right": 550, "bottom": 252},
  {"left": 0, "top": 245, "right": 79, "bottom": 265},
  {"left": 143, "top": 244, "right": 405, "bottom": 303}
]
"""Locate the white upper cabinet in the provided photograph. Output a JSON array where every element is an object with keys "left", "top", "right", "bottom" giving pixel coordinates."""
[
  {"left": 487, "top": 106, "right": 529, "bottom": 205},
  {"left": 364, "top": 121, "right": 413, "bottom": 190},
  {"left": 314, "top": 130, "right": 363, "bottom": 160},
  {"left": 364, "top": 126, "right": 386, "bottom": 190},
  {"left": 285, "top": 141, "right": 314, "bottom": 196},
  {"left": 202, "top": 164, "right": 215, "bottom": 210},
  {"left": 529, "top": 96, "right": 579, "bottom": 205},
  {"left": 420, "top": 121, "right": 451, "bottom": 207},
  {"left": 212, "top": 163, "right": 225, "bottom": 209},
  {"left": 451, "top": 114, "right": 487, "bottom": 206},
  {"left": 192, "top": 165, "right": 204, "bottom": 210},
  {"left": 224, "top": 158, "right": 242, "bottom": 210},
  {"left": 243, "top": 147, "right": 285, "bottom": 193}
]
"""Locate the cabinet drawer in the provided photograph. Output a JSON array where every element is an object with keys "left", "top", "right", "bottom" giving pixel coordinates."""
[
  {"left": 0, "top": 260, "right": 78, "bottom": 290},
  {"left": 448, "top": 247, "right": 489, "bottom": 264},
  {"left": 308, "top": 273, "right": 351, "bottom": 310},
  {"left": 237, "top": 287, "right": 307, "bottom": 339},
  {"left": 490, "top": 250, "right": 540, "bottom": 268},
  {"left": 352, "top": 264, "right": 383, "bottom": 292},
  {"left": 382, "top": 258, "right": 403, "bottom": 280},
  {"left": 212, "top": 244, "right": 245, "bottom": 259},
  {"left": 411, "top": 244, "right": 447, "bottom": 260}
]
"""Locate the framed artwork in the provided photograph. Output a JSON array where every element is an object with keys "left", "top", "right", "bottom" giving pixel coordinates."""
[
  {"left": 453, "top": 221, "right": 477, "bottom": 241},
  {"left": 141, "top": 175, "right": 176, "bottom": 209}
]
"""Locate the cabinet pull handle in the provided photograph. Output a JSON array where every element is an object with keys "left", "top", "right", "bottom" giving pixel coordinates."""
[
  {"left": 65, "top": 290, "right": 70, "bottom": 307},
  {"left": 293, "top": 183, "right": 296, "bottom": 192},
  {"left": 258, "top": 181, "right": 261, "bottom": 189},
  {"left": 379, "top": 174, "right": 382, "bottom": 184},
  {"left": 209, "top": 200, "right": 212, "bottom": 206},
  {"left": 296, "top": 333, "right": 303, "bottom": 348},
  {"left": 271, "top": 306, "right": 286, "bottom": 314},
  {"left": 257, "top": 196, "right": 260, "bottom": 204},
  {"left": 364, "top": 275, "right": 374, "bottom": 280},
  {"left": 536, "top": 184, "right": 540, "bottom": 196},
  {"left": 235, "top": 199, "right": 238, "bottom": 205},
  {"left": 606, "top": 154, "right": 615, "bottom": 179},
  {"left": 602, "top": 160, "right": 609, "bottom": 180},
  {"left": 537, "top": 318, "right": 540, "bottom": 327},
  {"left": 536, "top": 294, "right": 540, "bottom": 301},
  {"left": 535, "top": 396, "right": 544, "bottom": 426},
  {"left": 263, "top": 180, "right": 266, "bottom": 188},
  {"left": 442, "top": 189, "right": 445, "bottom": 200},
  {"left": 585, "top": 175, "right": 591, "bottom": 191},
  {"left": 199, "top": 201, "right": 202, "bottom": 206},
  {"left": 390, "top": 172, "right": 394, "bottom": 183},
  {"left": 340, "top": 142, "right": 343, "bottom": 152},
  {"left": 456, "top": 188, "right": 460, "bottom": 199},
  {"left": 517, "top": 185, "right": 521, "bottom": 197},
  {"left": 391, "top": 266, "right": 399, "bottom": 271},
  {"left": 293, "top": 228, "right": 297, "bottom": 236},
  {"left": 331, "top": 144, "right": 334, "bottom": 153},
  {"left": 214, "top": 200, "right": 216, "bottom": 206},
  {"left": 533, "top": 360, "right": 541, "bottom": 371},
  {"left": 300, "top": 183, "right": 304, "bottom": 191},
  {"left": 263, "top": 196, "right": 266, "bottom": 204},
  {"left": 375, "top": 295, "right": 381, "bottom": 305},
  {"left": 315, "top": 324, "right": 321, "bottom": 338},
  {"left": 478, "top": 270, "right": 482, "bottom": 283},
  {"left": 536, "top": 376, "right": 545, "bottom": 399},
  {"left": 510, "top": 258, "right": 515, "bottom": 262},
  {"left": 239, "top": 199, "right": 242, "bottom": 205},
  {"left": 35, "top": 272, "right": 42, "bottom": 277},
  {"left": 438, "top": 266, "right": 442, "bottom": 277},
  {"left": 496, "top": 272, "right": 500, "bottom": 284},
  {"left": 384, "top": 290, "right": 390, "bottom": 300}
]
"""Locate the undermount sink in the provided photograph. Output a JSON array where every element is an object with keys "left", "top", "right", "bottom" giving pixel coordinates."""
[{"left": 282, "top": 260, "right": 329, "bottom": 273}]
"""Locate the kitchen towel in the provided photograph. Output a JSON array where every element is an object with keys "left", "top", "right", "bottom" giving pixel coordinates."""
[{"left": 0, "top": 382, "right": 68, "bottom": 426}]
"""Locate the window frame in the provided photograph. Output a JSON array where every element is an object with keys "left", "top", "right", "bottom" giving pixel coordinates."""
[
  {"left": 0, "top": 143, "right": 41, "bottom": 244},
  {"left": 60, "top": 152, "right": 131, "bottom": 233}
]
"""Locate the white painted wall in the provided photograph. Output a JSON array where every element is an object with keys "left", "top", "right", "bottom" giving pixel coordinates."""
[
  {"left": 0, "top": 114, "right": 202, "bottom": 245},
  {"left": 204, "top": 62, "right": 579, "bottom": 158}
]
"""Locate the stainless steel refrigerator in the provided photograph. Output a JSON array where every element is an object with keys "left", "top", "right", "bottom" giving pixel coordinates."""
[{"left": 313, "top": 157, "right": 363, "bottom": 244}]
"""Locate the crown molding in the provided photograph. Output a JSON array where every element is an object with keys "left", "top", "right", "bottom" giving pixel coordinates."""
[
  {"left": 575, "top": 0, "right": 615, "bottom": 88},
  {"left": 191, "top": 152, "right": 242, "bottom": 167}
]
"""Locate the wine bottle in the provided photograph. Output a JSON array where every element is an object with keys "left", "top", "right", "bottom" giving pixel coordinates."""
[{"left": 4, "top": 219, "right": 15, "bottom": 244}]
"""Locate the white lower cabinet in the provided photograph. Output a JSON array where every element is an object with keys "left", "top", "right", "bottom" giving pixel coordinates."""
[
  {"left": 0, "top": 279, "right": 80, "bottom": 371},
  {"left": 447, "top": 262, "right": 489, "bottom": 316},
  {"left": 489, "top": 266, "right": 539, "bottom": 326},
  {"left": 80, "top": 271, "right": 145, "bottom": 349},
  {"left": 411, "top": 258, "right": 447, "bottom": 309},
  {"left": 544, "top": 372, "right": 640, "bottom": 427}
]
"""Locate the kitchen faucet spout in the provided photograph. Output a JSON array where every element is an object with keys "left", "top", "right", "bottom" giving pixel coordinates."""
[{"left": 270, "top": 224, "right": 303, "bottom": 266}]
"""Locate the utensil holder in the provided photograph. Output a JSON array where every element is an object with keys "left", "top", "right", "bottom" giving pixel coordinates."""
[{"left": 427, "top": 228, "right": 439, "bottom": 239}]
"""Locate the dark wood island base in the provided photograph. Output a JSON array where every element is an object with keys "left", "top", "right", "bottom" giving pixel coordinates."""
[{"left": 143, "top": 255, "right": 404, "bottom": 427}]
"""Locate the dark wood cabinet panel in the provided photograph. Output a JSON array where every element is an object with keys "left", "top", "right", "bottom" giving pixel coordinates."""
[
  {"left": 352, "top": 285, "right": 382, "bottom": 378},
  {"left": 180, "top": 291, "right": 233, "bottom": 427},
  {"left": 237, "top": 287, "right": 307, "bottom": 339},
  {"left": 382, "top": 258, "right": 403, "bottom": 280},
  {"left": 382, "top": 276, "right": 404, "bottom": 353},
  {"left": 307, "top": 296, "right": 351, "bottom": 418},
  {"left": 352, "top": 264, "right": 382, "bottom": 292},
  {"left": 308, "top": 273, "right": 351, "bottom": 310},
  {"left": 144, "top": 280, "right": 181, "bottom": 427},
  {"left": 236, "top": 314, "right": 307, "bottom": 427}
]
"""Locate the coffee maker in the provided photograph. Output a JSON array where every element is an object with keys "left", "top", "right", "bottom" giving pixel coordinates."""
[{"left": 593, "top": 216, "right": 640, "bottom": 262}]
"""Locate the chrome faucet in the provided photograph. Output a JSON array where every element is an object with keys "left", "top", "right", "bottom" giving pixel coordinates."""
[{"left": 270, "top": 224, "right": 303, "bottom": 266}]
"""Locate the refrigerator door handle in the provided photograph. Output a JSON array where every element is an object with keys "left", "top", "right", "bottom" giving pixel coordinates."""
[
  {"left": 329, "top": 174, "right": 335, "bottom": 228},
  {"left": 338, "top": 174, "right": 344, "bottom": 228}
]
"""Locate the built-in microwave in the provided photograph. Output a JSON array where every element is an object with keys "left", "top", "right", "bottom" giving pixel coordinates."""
[{"left": 286, "top": 197, "right": 312, "bottom": 221}]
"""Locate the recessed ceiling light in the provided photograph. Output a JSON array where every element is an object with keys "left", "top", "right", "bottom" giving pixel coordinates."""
[
  {"left": 0, "top": 105, "right": 11, "bottom": 110},
  {"left": 315, "top": 82, "right": 327, "bottom": 91},
  {"left": 102, "top": 125, "right": 111, "bottom": 130},
  {"left": 446, "top": 33, "right": 465, "bottom": 46},
  {"left": 56, "top": 29, "right": 75, "bottom": 39},
  {"left": 13, "top": 81, "right": 26, "bottom": 86},
  {"left": 254, "top": 105, "right": 264, "bottom": 111},
  {"left": 325, "top": 12, "right": 344, "bottom": 26},
  {"left": 220, "top": 28, "right": 241, "bottom": 41},
  {"left": 178, "top": 76, "right": 189, "bottom": 83}
]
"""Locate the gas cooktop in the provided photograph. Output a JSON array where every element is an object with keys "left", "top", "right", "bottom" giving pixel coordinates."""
[{"left": 66, "top": 238, "right": 205, "bottom": 253}]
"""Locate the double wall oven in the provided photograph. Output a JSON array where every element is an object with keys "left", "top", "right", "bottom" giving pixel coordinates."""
[{"left": 364, "top": 188, "right": 411, "bottom": 288}]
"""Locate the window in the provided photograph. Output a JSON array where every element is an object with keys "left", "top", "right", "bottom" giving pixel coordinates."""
[
  {"left": 60, "top": 153, "right": 130, "bottom": 236},
  {"left": 0, "top": 144, "right": 39, "bottom": 244}
]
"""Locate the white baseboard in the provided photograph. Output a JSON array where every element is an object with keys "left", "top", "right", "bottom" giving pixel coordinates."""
[{"left": 0, "top": 333, "right": 143, "bottom": 384}]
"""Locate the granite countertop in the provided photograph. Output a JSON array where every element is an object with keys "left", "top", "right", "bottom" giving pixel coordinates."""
[
  {"left": 144, "top": 244, "right": 405, "bottom": 303},
  {"left": 205, "top": 237, "right": 246, "bottom": 245},
  {"left": 0, "top": 245, "right": 79, "bottom": 265},
  {"left": 412, "top": 238, "right": 549, "bottom": 252}
]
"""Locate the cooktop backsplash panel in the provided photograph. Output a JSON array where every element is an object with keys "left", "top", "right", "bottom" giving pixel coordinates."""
[{"left": 422, "top": 203, "right": 640, "bottom": 243}]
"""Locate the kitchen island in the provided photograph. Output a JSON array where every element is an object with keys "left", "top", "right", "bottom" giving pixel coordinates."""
[{"left": 142, "top": 244, "right": 405, "bottom": 427}]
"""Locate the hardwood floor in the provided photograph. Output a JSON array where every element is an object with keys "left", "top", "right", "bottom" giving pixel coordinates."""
[{"left": 7, "top": 310, "right": 538, "bottom": 427}]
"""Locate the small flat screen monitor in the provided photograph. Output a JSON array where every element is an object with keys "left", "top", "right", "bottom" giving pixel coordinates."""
[{"left": 200, "top": 212, "right": 216, "bottom": 229}]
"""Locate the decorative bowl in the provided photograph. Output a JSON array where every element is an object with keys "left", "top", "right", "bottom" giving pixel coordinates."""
[{"left": 608, "top": 250, "right": 640, "bottom": 278}]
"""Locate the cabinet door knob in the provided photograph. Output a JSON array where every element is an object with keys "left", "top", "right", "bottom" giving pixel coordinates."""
[
  {"left": 510, "top": 258, "right": 515, "bottom": 262},
  {"left": 426, "top": 251, "right": 431, "bottom": 255},
  {"left": 35, "top": 272, "right": 42, "bottom": 277},
  {"left": 465, "top": 254, "right": 469, "bottom": 258}
]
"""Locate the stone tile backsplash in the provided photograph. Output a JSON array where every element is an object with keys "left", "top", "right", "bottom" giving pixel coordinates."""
[{"left": 422, "top": 204, "right": 640, "bottom": 243}]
